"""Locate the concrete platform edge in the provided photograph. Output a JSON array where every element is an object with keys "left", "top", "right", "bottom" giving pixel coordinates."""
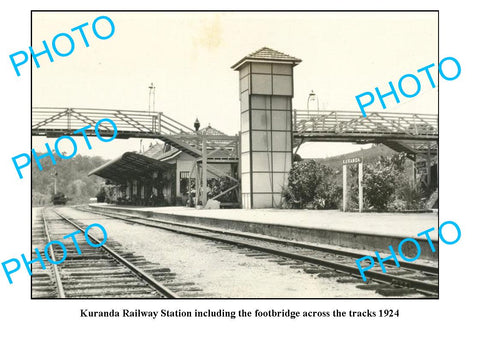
[{"left": 89, "top": 204, "right": 439, "bottom": 261}]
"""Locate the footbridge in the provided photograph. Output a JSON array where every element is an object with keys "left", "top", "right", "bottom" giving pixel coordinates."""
[
  {"left": 293, "top": 109, "right": 438, "bottom": 159},
  {"left": 33, "top": 107, "right": 438, "bottom": 159},
  {"left": 32, "top": 107, "right": 240, "bottom": 160},
  {"left": 32, "top": 107, "right": 437, "bottom": 206}
]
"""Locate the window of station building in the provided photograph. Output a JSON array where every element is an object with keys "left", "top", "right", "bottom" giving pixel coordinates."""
[
  {"left": 126, "top": 182, "right": 131, "bottom": 199},
  {"left": 179, "top": 171, "right": 191, "bottom": 195},
  {"left": 132, "top": 180, "right": 138, "bottom": 196}
]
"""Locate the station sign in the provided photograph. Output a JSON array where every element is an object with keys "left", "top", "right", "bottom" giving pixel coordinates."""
[{"left": 342, "top": 157, "right": 362, "bottom": 165}]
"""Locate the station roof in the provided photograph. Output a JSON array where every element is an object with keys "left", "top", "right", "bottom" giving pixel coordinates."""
[
  {"left": 158, "top": 149, "right": 182, "bottom": 162},
  {"left": 231, "top": 47, "right": 302, "bottom": 70},
  {"left": 197, "top": 124, "right": 227, "bottom": 136},
  {"left": 88, "top": 152, "right": 173, "bottom": 182}
]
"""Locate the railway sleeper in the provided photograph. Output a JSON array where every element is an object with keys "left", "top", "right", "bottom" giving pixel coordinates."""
[
  {"left": 356, "top": 283, "right": 393, "bottom": 290},
  {"left": 376, "top": 287, "right": 421, "bottom": 297},
  {"left": 163, "top": 282, "right": 196, "bottom": 287},
  {"left": 60, "top": 276, "right": 148, "bottom": 284},
  {"left": 61, "top": 270, "right": 135, "bottom": 276},
  {"left": 32, "top": 286, "right": 57, "bottom": 292},
  {"left": 64, "top": 287, "right": 159, "bottom": 297},
  {"left": 32, "top": 280, "right": 55, "bottom": 286},
  {"left": 61, "top": 283, "right": 151, "bottom": 290},
  {"left": 60, "top": 264, "right": 125, "bottom": 270},
  {"left": 33, "top": 292, "right": 58, "bottom": 298},
  {"left": 72, "top": 293, "right": 164, "bottom": 299}
]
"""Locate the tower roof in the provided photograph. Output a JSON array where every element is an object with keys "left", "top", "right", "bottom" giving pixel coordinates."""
[{"left": 231, "top": 47, "right": 302, "bottom": 70}]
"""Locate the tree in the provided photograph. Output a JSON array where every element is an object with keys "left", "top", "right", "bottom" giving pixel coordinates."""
[{"left": 32, "top": 153, "right": 107, "bottom": 205}]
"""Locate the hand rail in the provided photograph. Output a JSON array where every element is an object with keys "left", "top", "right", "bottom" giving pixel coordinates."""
[
  {"left": 293, "top": 109, "right": 438, "bottom": 137},
  {"left": 32, "top": 107, "right": 195, "bottom": 135}
]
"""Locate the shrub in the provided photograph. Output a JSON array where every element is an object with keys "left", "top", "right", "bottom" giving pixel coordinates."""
[
  {"left": 284, "top": 160, "right": 319, "bottom": 208},
  {"left": 207, "top": 176, "right": 237, "bottom": 203},
  {"left": 387, "top": 198, "right": 408, "bottom": 211},
  {"left": 282, "top": 160, "right": 341, "bottom": 209},
  {"left": 363, "top": 165, "right": 398, "bottom": 210},
  {"left": 96, "top": 184, "right": 121, "bottom": 203},
  {"left": 96, "top": 186, "right": 106, "bottom": 203},
  {"left": 283, "top": 152, "right": 427, "bottom": 212},
  {"left": 362, "top": 152, "right": 425, "bottom": 211},
  {"left": 313, "top": 166, "right": 342, "bottom": 209},
  {"left": 394, "top": 181, "right": 426, "bottom": 210}
]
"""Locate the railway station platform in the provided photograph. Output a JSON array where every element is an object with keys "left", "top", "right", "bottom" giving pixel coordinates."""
[{"left": 88, "top": 204, "right": 439, "bottom": 262}]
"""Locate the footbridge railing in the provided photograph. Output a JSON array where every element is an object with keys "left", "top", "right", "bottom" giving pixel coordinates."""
[
  {"left": 294, "top": 110, "right": 438, "bottom": 142},
  {"left": 32, "top": 107, "right": 195, "bottom": 137}
]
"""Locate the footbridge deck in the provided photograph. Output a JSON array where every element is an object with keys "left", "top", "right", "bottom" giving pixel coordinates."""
[
  {"left": 32, "top": 107, "right": 438, "bottom": 158},
  {"left": 293, "top": 110, "right": 438, "bottom": 158}
]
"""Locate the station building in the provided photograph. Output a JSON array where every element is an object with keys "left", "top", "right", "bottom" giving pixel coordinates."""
[{"left": 89, "top": 125, "right": 236, "bottom": 206}]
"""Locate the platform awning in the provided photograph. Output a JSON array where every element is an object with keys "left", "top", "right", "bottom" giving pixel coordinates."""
[{"left": 88, "top": 152, "right": 173, "bottom": 182}]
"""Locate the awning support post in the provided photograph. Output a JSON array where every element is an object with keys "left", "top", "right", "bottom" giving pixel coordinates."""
[
  {"left": 202, "top": 136, "right": 208, "bottom": 206},
  {"left": 195, "top": 163, "right": 200, "bottom": 206}
]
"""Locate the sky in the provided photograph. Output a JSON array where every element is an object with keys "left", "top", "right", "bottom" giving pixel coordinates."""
[{"left": 32, "top": 11, "right": 438, "bottom": 160}]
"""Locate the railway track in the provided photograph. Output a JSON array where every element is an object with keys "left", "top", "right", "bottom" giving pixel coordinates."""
[
  {"left": 79, "top": 206, "right": 439, "bottom": 297},
  {"left": 31, "top": 208, "right": 202, "bottom": 298}
]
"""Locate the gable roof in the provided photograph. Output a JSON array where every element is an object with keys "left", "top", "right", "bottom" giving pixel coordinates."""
[
  {"left": 139, "top": 124, "right": 229, "bottom": 161},
  {"left": 231, "top": 47, "right": 302, "bottom": 70},
  {"left": 141, "top": 143, "right": 165, "bottom": 159},
  {"left": 197, "top": 124, "right": 226, "bottom": 136},
  {"left": 88, "top": 152, "right": 173, "bottom": 182}
]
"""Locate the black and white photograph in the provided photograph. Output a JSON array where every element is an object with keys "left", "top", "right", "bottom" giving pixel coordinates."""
[{"left": 29, "top": 11, "right": 439, "bottom": 299}]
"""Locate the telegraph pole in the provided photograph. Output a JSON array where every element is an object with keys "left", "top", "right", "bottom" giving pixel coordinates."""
[
  {"left": 148, "top": 82, "right": 156, "bottom": 113},
  {"left": 53, "top": 171, "right": 57, "bottom": 195}
]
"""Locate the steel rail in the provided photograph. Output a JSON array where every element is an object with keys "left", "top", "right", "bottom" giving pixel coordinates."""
[
  {"left": 79, "top": 207, "right": 438, "bottom": 295},
  {"left": 80, "top": 207, "right": 437, "bottom": 273},
  {"left": 41, "top": 208, "right": 66, "bottom": 298},
  {"left": 52, "top": 209, "right": 178, "bottom": 299}
]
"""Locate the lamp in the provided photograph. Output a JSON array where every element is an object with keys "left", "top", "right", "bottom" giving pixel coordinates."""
[
  {"left": 194, "top": 118, "right": 200, "bottom": 132},
  {"left": 307, "top": 90, "right": 319, "bottom": 117}
]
